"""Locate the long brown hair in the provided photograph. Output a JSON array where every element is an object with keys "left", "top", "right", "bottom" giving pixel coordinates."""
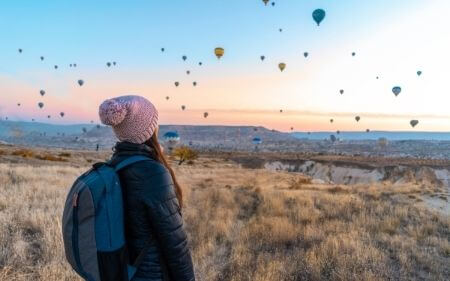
[{"left": 145, "top": 131, "right": 183, "bottom": 208}]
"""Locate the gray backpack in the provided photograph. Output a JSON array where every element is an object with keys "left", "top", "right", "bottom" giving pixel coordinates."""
[{"left": 62, "top": 155, "right": 150, "bottom": 281}]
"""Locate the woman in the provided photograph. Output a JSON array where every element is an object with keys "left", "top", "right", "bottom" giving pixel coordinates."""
[{"left": 99, "top": 95, "right": 195, "bottom": 281}]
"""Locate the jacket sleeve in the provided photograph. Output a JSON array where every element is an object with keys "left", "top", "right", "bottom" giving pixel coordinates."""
[{"left": 139, "top": 161, "right": 195, "bottom": 281}]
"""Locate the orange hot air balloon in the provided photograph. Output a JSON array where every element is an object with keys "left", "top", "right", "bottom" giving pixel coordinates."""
[{"left": 214, "top": 47, "right": 224, "bottom": 59}]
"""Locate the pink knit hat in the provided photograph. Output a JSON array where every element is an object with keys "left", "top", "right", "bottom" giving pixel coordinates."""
[{"left": 99, "top": 95, "right": 158, "bottom": 144}]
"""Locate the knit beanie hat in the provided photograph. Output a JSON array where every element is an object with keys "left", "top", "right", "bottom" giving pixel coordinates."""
[{"left": 99, "top": 95, "right": 158, "bottom": 144}]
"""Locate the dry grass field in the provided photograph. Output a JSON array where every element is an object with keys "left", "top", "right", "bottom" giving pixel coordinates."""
[{"left": 0, "top": 146, "right": 449, "bottom": 281}]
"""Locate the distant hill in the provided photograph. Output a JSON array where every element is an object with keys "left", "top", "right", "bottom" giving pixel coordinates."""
[
  {"left": 292, "top": 131, "right": 450, "bottom": 141},
  {"left": 0, "top": 120, "right": 96, "bottom": 137},
  {"left": 0, "top": 120, "right": 296, "bottom": 149}
]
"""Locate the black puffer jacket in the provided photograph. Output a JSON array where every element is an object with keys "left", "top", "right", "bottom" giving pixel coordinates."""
[{"left": 111, "top": 142, "right": 195, "bottom": 281}]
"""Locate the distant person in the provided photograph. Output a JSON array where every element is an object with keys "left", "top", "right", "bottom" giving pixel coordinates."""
[{"left": 99, "top": 95, "right": 195, "bottom": 281}]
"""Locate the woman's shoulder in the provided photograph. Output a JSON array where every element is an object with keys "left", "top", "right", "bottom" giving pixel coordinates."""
[
  {"left": 130, "top": 157, "right": 168, "bottom": 176},
  {"left": 126, "top": 159, "right": 176, "bottom": 202}
]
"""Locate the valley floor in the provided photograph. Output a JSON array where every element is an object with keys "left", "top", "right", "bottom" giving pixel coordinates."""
[{"left": 0, "top": 146, "right": 449, "bottom": 280}]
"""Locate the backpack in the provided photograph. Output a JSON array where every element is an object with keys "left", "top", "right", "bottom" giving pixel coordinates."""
[{"left": 62, "top": 155, "right": 151, "bottom": 281}]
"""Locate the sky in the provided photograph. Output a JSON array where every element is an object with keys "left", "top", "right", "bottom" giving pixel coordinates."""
[{"left": 0, "top": 0, "right": 449, "bottom": 132}]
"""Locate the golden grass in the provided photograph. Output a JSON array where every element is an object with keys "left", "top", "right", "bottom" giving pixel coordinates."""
[
  {"left": 10, "top": 149, "right": 68, "bottom": 162},
  {"left": 0, "top": 156, "right": 448, "bottom": 281},
  {"left": 11, "top": 149, "right": 35, "bottom": 158}
]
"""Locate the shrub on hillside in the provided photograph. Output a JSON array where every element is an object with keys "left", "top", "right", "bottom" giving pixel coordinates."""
[{"left": 172, "top": 146, "right": 198, "bottom": 165}]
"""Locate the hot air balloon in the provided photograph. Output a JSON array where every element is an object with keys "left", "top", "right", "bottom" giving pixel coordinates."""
[
  {"left": 78, "top": 80, "right": 84, "bottom": 86},
  {"left": 186, "top": 70, "right": 190, "bottom": 75},
  {"left": 278, "top": 63, "right": 286, "bottom": 72},
  {"left": 198, "top": 62, "right": 202, "bottom": 66},
  {"left": 279, "top": 28, "right": 283, "bottom": 32},
  {"left": 47, "top": 115, "right": 51, "bottom": 119},
  {"left": 252, "top": 137, "right": 262, "bottom": 145},
  {"left": 340, "top": 89, "right": 344, "bottom": 95},
  {"left": 40, "top": 90, "right": 45, "bottom": 96},
  {"left": 312, "top": 9, "right": 326, "bottom": 26},
  {"left": 90, "top": 120, "right": 94, "bottom": 124},
  {"left": 18, "top": 48, "right": 22, "bottom": 53},
  {"left": 38, "top": 102, "right": 44, "bottom": 109},
  {"left": 17, "top": 103, "right": 21, "bottom": 106},
  {"left": 182, "top": 55, "right": 187, "bottom": 61},
  {"left": 410, "top": 120, "right": 419, "bottom": 128},
  {"left": 355, "top": 116, "right": 360, "bottom": 122},
  {"left": 392, "top": 86, "right": 401, "bottom": 96},
  {"left": 181, "top": 105, "right": 186, "bottom": 111},
  {"left": 271, "top": 2, "right": 275, "bottom": 6},
  {"left": 161, "top": 48, "right": 165, "bottom": 52},
  {"left": 174, "top": 81, "right": 180, "bottom": 87},
  {"left": 113, "top": 62, "right": 116, "bottom": 66},
  {"left": 214, "top": 48, "right": 224, "bottom": 59},
  {"left": 330, "top": 119, "right": 334, "bottom": 123},
  {"left": 203, "top": 112, "right": 209, "bottom": 118},
  {"left": 193, "top": 81, "right": 197, "bottom": 86},
  {"left": 262, "top": 0, "right": 269, "bottom": 5},
  {"left": 260, "top": 55, "right": 265, "bottom": 61},
  {"left": 60, "top": 112, "right": 65, "bottom": 117},
  {"left": 54, "top": 65, "right": 58, "bottom": 69},
  {"left": 106, "top": 62, "right": 111, "bottom": 67},
  {"left": 70, "top": 64, "right": 73, "bottom": 67},
  {"left": 163, "top": 131, "right": 180, "bottom": 150},
  {"left": 82, "top": 127, "right": 87, "bottom": 133},
  {"left": 366, "top": 129, "right": 370, "bottom": 133},
  {"left": 376, "top": 76, "right": 379, "bottom": 79},
  {"left": 32, "top": 119, "right": 35, "bottom": 122},
  {"left": 291, "top": 127, "right": 294, "bottom": 131},
  {"left": 40, "top": 56, "right": 44, "bottom": 61},
  {"left": 337, "top": 130, "right": 340, "bottom": 134},
  {"left": 417, "top": 70, "right": 422, "bottom": 76},
  {"left": 280, "top": 109, "right": 283, "bottom": 113},
  {"left": 352, "top": 52, "right": 356, "bottom": 56},
  {"left": 74, "top": 63, "right": 77, "bottom": 67},
  {"left": 330, "top": 135, "right": 336, "bottom": 142},
  {"left": 304, "top": 52, "right": 309, "bottom": 58}
]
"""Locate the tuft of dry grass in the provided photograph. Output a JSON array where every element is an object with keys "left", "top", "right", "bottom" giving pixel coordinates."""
[{"left": 0, "top": 152, "right": 449, "bottom": 281}]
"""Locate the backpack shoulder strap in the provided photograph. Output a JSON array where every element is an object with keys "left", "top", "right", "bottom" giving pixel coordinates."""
[{"left": 113, "top": 155, "right": 151, "bottom": 172}]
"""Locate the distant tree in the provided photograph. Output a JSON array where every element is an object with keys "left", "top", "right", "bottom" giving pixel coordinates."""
[{"left": 172, "top": 146, "right": 198, "bottom": 165}]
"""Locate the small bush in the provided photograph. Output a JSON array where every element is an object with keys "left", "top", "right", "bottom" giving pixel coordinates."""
[
  {"left": 58, "top": 152, "right": 72, "bottom": 158},
  {"left": 288, "top": 176, "right": 312, "bottom": 190},
  {"left": 172, "top": 146, "right": 198, "bottom": 165}
]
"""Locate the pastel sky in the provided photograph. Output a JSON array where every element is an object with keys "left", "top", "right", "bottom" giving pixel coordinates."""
[{"left": 1, "top": 0, "right": 449, "bottom": 132}]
